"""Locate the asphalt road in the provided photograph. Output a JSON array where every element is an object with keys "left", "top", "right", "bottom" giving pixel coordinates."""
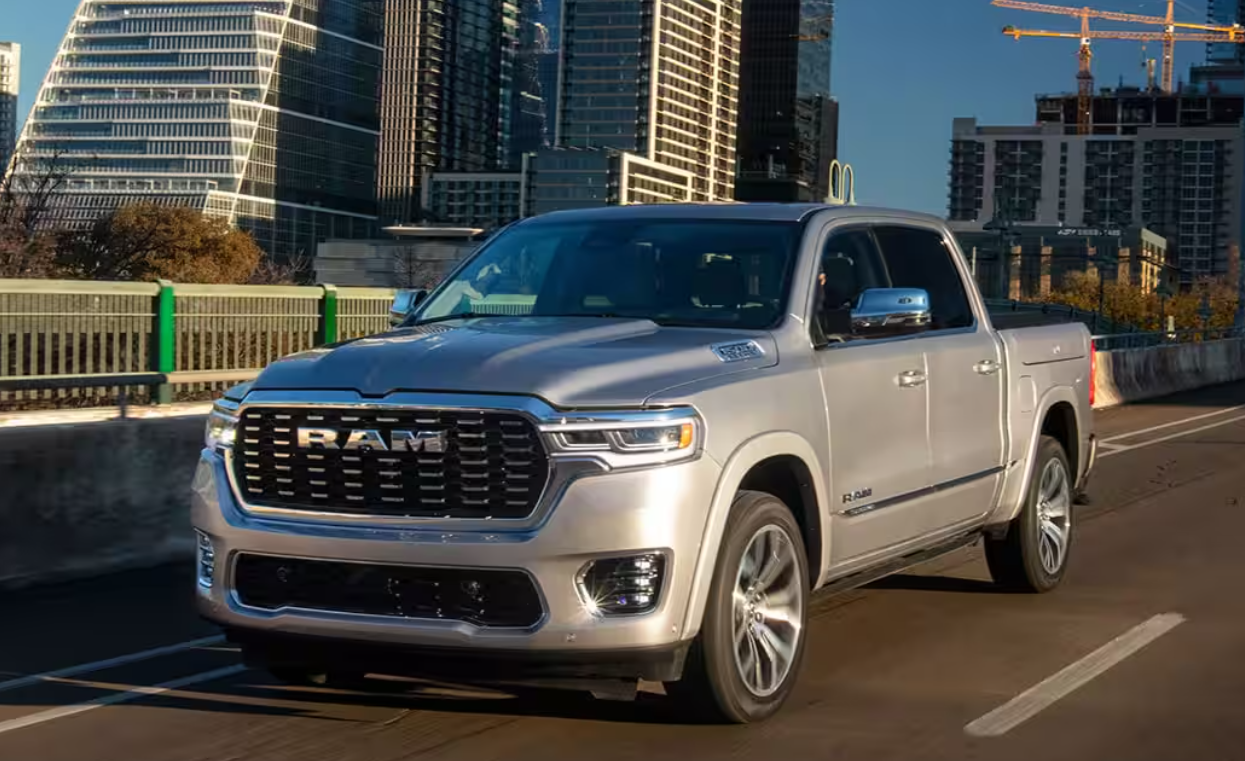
[{"left": 3, "top": 383, "right": 1245, "bottom": 760}]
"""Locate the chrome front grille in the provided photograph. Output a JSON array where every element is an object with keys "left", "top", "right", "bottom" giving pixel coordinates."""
[{"left": 231, "top": 406, "right": 551, "bottom": 519}]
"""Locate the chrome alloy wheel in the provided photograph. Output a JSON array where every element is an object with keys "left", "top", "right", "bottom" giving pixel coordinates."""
[
  {"left": 1036, "top": 457, "right": 1072, "bottom": 576},
  {"left": 732, "top": 525, "right": 804, "bottom": 698}
]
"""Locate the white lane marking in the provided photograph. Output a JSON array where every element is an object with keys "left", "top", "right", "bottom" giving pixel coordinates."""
[
  {"left": 0, "top": 664, "right": 247, "bottom": 736},
  {"left": 1102, "top": 404, "right": 1245, "bottom": 443},
  {"left": 965, "top": 613, "right": 1185, "bottom": 738},
  {"left": 0, "top": 635, "right": 225, "bottom": 694},
  {"left": 1099, "top": 413, "right": 1245, "bottom": 459}
]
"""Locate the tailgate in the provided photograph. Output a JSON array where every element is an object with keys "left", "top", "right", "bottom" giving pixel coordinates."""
[{"left": 999, "top": 323, "right": 1088, "bottom": 366}]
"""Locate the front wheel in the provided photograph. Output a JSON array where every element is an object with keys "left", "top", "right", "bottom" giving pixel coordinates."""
[
  {"left": 667, "top": 491, "right": 810, "bottom": 724},
  {"left": 985, "top": 435, "right": 1075, "bottom": 593}
]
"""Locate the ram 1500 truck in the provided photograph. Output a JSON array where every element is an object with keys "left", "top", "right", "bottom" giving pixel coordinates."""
[{"left": 193, "top": 203, "right": 1097, "bottom": 724}]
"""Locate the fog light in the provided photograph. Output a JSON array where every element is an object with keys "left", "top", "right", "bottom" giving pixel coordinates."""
[
  {"left": 196, "top": 530, "right": 216, "bottom": 589},
  {"left": 578, "top": 554, "right": 665, "bottom": 616}
]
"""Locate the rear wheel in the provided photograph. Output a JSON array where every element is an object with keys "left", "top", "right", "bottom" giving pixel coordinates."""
[
  {"left": 667, "top": 491, "right": 809, "bottom": 724},
  {"left": 986, "top": 435, "right": 1074, "bottom": 593}
]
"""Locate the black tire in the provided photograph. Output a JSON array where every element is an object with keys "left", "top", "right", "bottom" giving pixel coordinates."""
[
  {"left": 666, "top": 490, "right": 810, "bottom": 724},
  {"left": 986, "top": 435, "right": 1075, "bottom": 593}
]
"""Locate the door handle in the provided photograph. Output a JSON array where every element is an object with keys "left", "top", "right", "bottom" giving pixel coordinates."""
[
  {"left": 898, "top": 369, "right": 926, "bottom": 388},
  {"left": 974, "top": 359, "right": 1001, "bottom": 376}
]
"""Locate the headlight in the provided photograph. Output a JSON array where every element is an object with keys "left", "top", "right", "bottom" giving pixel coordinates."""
[
  {"left": 205, "top": 400, "right": 239, "bottom": 450},
  {"left": 542, "top": 409, "right": 701, "bottom": 468}
]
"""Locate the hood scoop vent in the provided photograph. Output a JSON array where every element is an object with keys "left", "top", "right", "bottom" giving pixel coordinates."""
[{"left": 711, "top": 340, "right": 766, "bottom": 364}]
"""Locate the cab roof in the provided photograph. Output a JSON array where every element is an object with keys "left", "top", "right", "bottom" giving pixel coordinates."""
[{"left": 517, "top": 203, "right": 947, "bottom": 226}]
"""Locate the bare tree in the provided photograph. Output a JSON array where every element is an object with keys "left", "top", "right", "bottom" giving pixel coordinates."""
[
  {"left": 392, "top": 247, "right": 445, "bottom": 290},
  {"left": 249, "top": 251, "right": 313, "bottom": 285},
  {"left": 0, "top": 146, "right": 89, "bottom": 238}
]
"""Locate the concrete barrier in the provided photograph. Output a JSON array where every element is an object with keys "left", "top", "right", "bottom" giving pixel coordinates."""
[
  {"left": 0, "top": 405, "right": 208, "bottom": 589},
  {"left": 1093, "top": 337, "right": 1245, "bottom": 409}
]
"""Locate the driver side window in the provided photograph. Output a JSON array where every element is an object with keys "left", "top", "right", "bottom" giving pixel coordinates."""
[{"left": 814, "top": 228, "right": 887, "bottom": 342}]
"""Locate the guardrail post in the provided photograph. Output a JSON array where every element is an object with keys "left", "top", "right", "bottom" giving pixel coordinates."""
[
  {"left": 319, "top": 284, "right": 338, "bottom": 345},
  {"left": 151, "top": 279, "right": 175, "bottom": 405}
]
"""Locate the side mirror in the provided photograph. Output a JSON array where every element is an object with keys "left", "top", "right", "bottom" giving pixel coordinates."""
[
  {"left": 821, "top": 287, "right": 932, "bottom": 339},
  {"left": 389, "top": 289, "right": 428, "bottom": 326}
]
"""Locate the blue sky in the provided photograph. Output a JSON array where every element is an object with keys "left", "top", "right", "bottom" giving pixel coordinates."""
[{"left": 4, "top": 0, "right": 1212, "bottom": 215}]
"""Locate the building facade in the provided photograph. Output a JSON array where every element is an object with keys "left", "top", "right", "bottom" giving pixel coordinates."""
[
  {"left": 0, "top": 43, "right": 18, "bottom": 174},
  {"left": 735, "top": 0, "right": 839, "bottom": 202},
  {"left": 377, "top": 0, "right": 520, "bottom": 226},
  {"left": 953, "top": 224, "right": 1172, "bottom": 301},
  {"left": 556, "top": 0, "right": 741, "bottom": 203},
  {"left": 11, "top": 0, "right": 382, "bottom": 259},
  {"left": 949, "top": 89, "right": 1245, "bottom": 287}
]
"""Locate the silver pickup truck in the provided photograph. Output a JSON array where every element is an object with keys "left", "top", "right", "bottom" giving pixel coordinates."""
[{"left": 193, "top": 203, "right": 1097, "bottom": 723}]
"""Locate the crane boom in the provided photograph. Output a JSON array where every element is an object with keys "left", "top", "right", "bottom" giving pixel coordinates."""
[
  {"left": 993, "top": 0, "right": 1243, "bottom": 34},
  {"left": 994, "top": 0, "right": 1245, "bottom": 94},
  {"left": 1004, "top": 26, "right": 1239, "bottom": 43}
]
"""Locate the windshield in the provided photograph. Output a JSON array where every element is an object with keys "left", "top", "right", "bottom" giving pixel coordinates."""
[{"left": 414, "top": 218, "right": 803, "bottom": 330}]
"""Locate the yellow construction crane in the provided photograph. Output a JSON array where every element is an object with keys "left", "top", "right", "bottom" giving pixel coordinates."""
[
  {"left": 995, "top": 1, "right": 1245, "bottom": 135},
  {"left": 994, "top": 0, "right": 1244, "bottom": 93}
]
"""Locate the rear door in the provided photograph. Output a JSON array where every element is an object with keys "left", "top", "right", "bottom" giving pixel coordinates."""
[{"left": 872, "top": 224, "right": 1005, "bottom": 529}]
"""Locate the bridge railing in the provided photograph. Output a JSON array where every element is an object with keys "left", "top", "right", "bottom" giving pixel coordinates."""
[
  {"left": 984, "top": 298, "right": 1135, "bottom": 335},
  {"left": 0, "top": 279, "right": 395, "bottom": 410},
  {"left": 1092, "top": 327, "right": 1245, "bottom": 351}
]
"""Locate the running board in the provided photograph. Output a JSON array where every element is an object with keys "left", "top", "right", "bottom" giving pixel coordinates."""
[{"left": 817, "top": 530, "right": 983, "bottom": 597}]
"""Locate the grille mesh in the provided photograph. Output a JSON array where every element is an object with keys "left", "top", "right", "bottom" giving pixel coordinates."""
[
  {"left": 233, "top": 554, "right": 544, "bottom": 627},
  {"left": 231, "top": 407, "right": 550, "bottom": 519}
]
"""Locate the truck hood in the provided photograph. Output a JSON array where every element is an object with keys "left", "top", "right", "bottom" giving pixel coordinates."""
[{"left": 250, "top": 316, "right": 778, "bottom": 407}]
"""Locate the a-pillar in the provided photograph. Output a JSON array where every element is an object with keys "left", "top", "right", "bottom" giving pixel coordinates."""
[{"left": 1085, "top": 246, "right": 1099, "bottom": 280}]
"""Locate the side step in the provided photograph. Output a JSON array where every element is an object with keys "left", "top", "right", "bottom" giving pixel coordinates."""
[{"left": 817, "top": 530, "right": 983, "bottom": 597}]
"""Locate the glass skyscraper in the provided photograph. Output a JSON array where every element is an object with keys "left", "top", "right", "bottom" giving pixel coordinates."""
[
  {"left": 11, "top": 0, "right": 383, "bottom": 259},
  {"left": 377, "top": 0, "right": 520, "bottom": 225},
  {"left": 735, "top": 0, "right": 839, "bottom": 202}
]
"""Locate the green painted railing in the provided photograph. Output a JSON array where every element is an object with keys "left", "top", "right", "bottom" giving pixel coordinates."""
[{"left": 0, "top": 279, "right": 395, "bottom": 410}]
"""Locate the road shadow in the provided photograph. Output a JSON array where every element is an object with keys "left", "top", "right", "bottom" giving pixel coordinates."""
[
  {"left": 0, "top": 669, "right": 713, "bottom": 727},
  {"left": 866, "top": 574, "right": 1005, "bottom": 595}
]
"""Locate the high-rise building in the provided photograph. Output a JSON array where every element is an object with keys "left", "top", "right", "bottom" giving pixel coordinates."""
[
  {"left": 556, "top": 0, "right": 742, "bottom": 203},
  {"left": 949, "top": 87, "right": 1245, "bottom": 287},
  {"left": 735, "top": 0, "right": 839, "bottom": 202},
  {"left": 536, "top": 0, "right": 560, "bottom": 146},
  {"left": 377, "top": 0, "right": 520, "bottom": 225},
  {"left": 1208, "top": 0, "right": 1245, "bottom": 65},
  {"left": 510, "top": 0, "right": 549, "bottom": 165},
  {"left": 11, "top": 0, "right": 382, "bottom": 259},
  {"left": 0, "top": 43, "right": 18, "bottom": 174}
]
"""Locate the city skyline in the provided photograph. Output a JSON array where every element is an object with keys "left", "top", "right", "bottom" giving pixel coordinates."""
[{"left": 4, "top": 0, "right": 1225, "bottom": 219}]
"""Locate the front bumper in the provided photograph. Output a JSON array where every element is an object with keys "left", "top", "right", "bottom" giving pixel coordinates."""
[{"left": 191, "top": 449, "right": 721, "bottom": 674}]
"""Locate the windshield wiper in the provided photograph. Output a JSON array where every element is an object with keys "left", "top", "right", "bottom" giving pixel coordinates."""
[{"left": 409, "top": 312, "right": 512, "bottom": 326}]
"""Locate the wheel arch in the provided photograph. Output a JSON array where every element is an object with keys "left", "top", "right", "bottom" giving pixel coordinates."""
[
  {"left": 989, "top": 385, "right": 1085, "bottom": 527},
  {"left": 679, "top": 432, "right": 830, "bottom": 641}
]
